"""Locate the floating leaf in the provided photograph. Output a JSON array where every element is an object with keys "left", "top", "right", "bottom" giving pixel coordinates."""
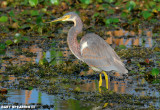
[
  {"left": 28, "top": 86, "right": 33, "bottom": 90},
  {"left": 139, "top": 72, "right": 144, "bottom": 74},
  {"left": 105, "top": 18, "right": 119, "bottom": 26},
  {"left": 74, "top": 87, "right": 81, "bottom": 92},
  {"left": 119, "top": 45, "right": 126, "bottom": 49},
  {"left": 0, "top": 43, "right": 6, "bottom": 50},
  {"left": 97, "top": 5, "right": 105, "bottom": 11},
  {"left": 50, "top": 0, "right": 59, "bottom": 5},
  {"left": 41, "top": 8, "right": 47, "bottom": 12},
  {"left": 0, "top": 16, "right": 8, "bottom": 22},
  {"left": 126, "top": 1, "right": 136, "bottom": 11},
  {"left": 20, "top": 24, "right": 31, "bottom": 30},
  {"left": 30, "top": 10, "right": 39, "bottom": 16},
  {"left": 97, "top": 0, "right": 102, "bottom": 3},
  {"left": 105, "top": 18, "right": 112, "bottom": 25},
  {"left": 156, "top": 61, "right": 160, "bottom": 64},
  {"left": 142, "top": 11, "right": 152, "bottom": 19},
  {"left": 21, "top": 10, "right": 29, "bottom": 15},
  {"left": 38, "top": 27, "right": 43, "bottom": 34},
  {"left": 5, "top": 40, "right": 13, "bottom": 46},
  {"left": 29, "top": 0, "right": 38, "bottom": 7},
  {"left": 9, "top": 10, "right": 15, "bottom": 17},
  {"left": 105, "top": 0, "right": 114, "bottom": 3},
  {"left": 39, "top": 58, "right": 48, "bottom": 66},
  {"left": 36, "top": 16, "right": 42, "bottom": 24},
  {"left": 107, "top": 9, "right": 114, "bottom": 14},
  {"left": 121, "top": 12, "right": 127, "bottom": 18},
  {"left": 151, "top": 68, "right": 159, "bottom": 76},
  {"left": 49, "top": 48, "right": 64, "bottom": 65},
  {"left": 139, "top": 67, "right": 145, "bottom": 71},
  {"left": 0, "top": 43, "right": 6, "bottom": 55},
  {"left": 152, "top": 79, "right": 160, "bottom": 84},
  {"left": 92, "top": 13, "right": 100, "bottom": 18},
  {"left": 149, "top": 1, "right": 156, "bottom": 7},
  {"left": 112, "top": 18, "right": 119, "bottom": 23},
  {"left": 80, "top": 0, "right": 92, "bottom": 4},
  {"left": 100, "top": 86, "right": 108, "bottom": 91},
  {"left": 137, "top": 63, "right": 141, "bottom": 67},
  {"left": 103, "top": 3, "right": 110, "bottom": 8},
  {"left": 150, "top": 19, "right": 157, "bottom": 23},
  {"left": 22, "top": 37, "right": 30, "bottom": 41}
]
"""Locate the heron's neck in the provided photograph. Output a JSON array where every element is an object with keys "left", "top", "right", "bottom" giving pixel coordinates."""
[{"left": 67, "top": 17, "right": 83, "bottom": 60}]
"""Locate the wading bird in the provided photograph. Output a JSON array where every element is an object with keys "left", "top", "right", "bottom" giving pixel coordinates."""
[{"left": 49, "top": 12, "right": 128, "bottom": 92}]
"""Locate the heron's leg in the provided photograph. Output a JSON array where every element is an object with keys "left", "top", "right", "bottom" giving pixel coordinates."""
[
  {"left": 103, "top": 71, "right": 108, "bottom": 89},
  {"left": 99, "top": 73, "right": 102, "bottom": 92}
]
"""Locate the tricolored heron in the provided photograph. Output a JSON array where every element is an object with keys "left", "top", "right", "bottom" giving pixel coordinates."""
[{"left": 49, "top": 12, "right": 128, "bottom": 92}]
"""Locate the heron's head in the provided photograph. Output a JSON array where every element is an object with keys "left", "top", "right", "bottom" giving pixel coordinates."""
[{"left": 49, "top": 12, "right": 78, "bottom": 23}]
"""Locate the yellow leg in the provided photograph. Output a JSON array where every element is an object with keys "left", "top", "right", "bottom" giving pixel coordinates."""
[
  {"left": 99, "top": 73, "right": 102, "bottom": 92},
  {"left": 103, "top": 71, "right": 108, "bottom": 89}
]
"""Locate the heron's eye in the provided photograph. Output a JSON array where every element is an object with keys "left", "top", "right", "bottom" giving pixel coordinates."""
[{"left": 64, "top": 15, "right": 70, "bottom": 19}]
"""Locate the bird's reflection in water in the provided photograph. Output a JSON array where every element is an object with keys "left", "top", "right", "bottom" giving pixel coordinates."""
[
  {"left": 100, "top": 75, "right": 127, "bottom": 108},
  {"left": 79, "top": 70, "right": 128, "bottom": 108}
]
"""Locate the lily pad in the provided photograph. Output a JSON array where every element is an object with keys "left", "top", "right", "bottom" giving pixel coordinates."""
[
  {"left": 29, "top": 0, "right": 38, "bottom": 7},
  {"left": 105, "top": 18, "right": 119, "bottom": 26},
  {"left": 80, "top": 0, "right": 92, "bottom": 5},
  {"left": 0, "top": 43, "right": 6, "bottom": 55},
  {"left": 142, "top": 11, "right": 152, "bottom": 19},
  {"left": 126, "top": 1, "right": 136, "bottom": 11},
  {"left": 0, "top": 16, "right": 8, "bottom": 22},
  {"left": 50, "top": 0, "right": 59, "bottom": 5},
  {"left": 151, "top": 68, "right": 159, "bottom": 76},
  {"left": 31, "top": 10, "right": 39, "bottom": 16},
  {"left": 5, "top": 40, "right": 13, "bottom": 46},
  {"left": 119, "top": 45, "right": 127, "bottom": 49}
]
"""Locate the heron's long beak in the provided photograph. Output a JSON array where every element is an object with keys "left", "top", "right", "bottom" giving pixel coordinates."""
[
  {"left": 46, "top": 15, "right": 70, "bottom": 23},
  {"left": 51, "top": 17, "right": 65, "bottom": 23},
  {"left": 46, "top": 17, "right": 63, "bottom": 23}
]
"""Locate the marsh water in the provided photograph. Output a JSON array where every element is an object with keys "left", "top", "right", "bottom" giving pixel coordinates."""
[{"left": 0, "top": 29, "right": 160, "bottom": 109}]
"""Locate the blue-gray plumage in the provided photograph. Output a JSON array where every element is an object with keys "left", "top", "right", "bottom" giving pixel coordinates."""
[{"left": 50, "top": 12, "right": 128, "bottom": 91}]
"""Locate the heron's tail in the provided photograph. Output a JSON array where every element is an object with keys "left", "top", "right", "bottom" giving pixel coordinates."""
[{"left": 114, "top": 62, "right": 128, "bottom": 78}]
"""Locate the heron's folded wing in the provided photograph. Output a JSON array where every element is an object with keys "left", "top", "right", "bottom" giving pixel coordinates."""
[
  {"left": 80, "top": 35, "right": 114, "bottom": 69},
  {"left": 81, "top": 46, "right": 112, "bottom": 68},
  {"left": 80, "top": 33, "right": 125, "bottom": 72}
]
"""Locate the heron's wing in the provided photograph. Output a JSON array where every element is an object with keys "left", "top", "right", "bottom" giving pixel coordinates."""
[{"left": 80, "top": 33, "right": 126, "bottom": 73}]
